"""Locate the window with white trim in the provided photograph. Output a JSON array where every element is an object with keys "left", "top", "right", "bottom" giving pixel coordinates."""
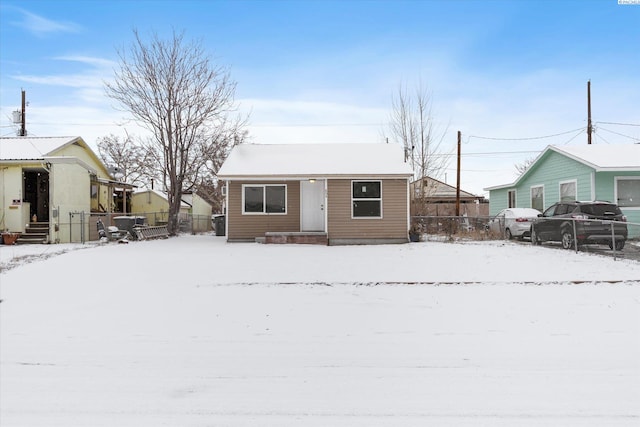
[
  {"left": 352, "top": 181, "right": 382, "bottom": 218},
  {"left": 243, "top": 184, "right": 286, "bottom": 214},
  {"left": 559, "top": 180, "right": 577, "bottom": 202},
  {"left": 531, "top": 185, "right": 544, "bottom": 212},
  {"left": 507, "top": 190, "right": 516, "bottom": 208},
  {"left": 617, "top": 178, "right": 640, "bottom": 207}
]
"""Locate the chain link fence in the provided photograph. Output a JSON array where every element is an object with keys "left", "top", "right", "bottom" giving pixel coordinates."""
[
  {"left": 60, "top": 212, "right": 214, "bottom": 243},
  {"left": 411, "top": 215, "right": 640, "bottom": 260},
  {"left": 411, "top": 216, "right": 495, "bottom": 241}
]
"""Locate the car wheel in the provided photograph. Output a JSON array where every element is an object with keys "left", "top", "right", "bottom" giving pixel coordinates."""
[
  {"left": 531, "top": 228, "right": 540, "bottom": 245},
  {"left": 561, "top": 229, "right": 574, "bottom": 250},
  {"left": 608, "top": 240, "right": 625, "bottom": 251},
  {"left": 505, "top": 228, "right": 513, "bottom": 240}
]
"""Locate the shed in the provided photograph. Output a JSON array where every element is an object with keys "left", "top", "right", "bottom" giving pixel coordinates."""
[
  {"left": 410, "top": 176, "right": 489, "bottom": 217},
  {"left": 130, "top": 189, "right": 212, "bottom": 232}
]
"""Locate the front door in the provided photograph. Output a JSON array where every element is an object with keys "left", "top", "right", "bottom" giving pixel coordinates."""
[
  {"left": 23, "top": 169, "right": 49, "bottom": 222},
  {"left": 301, "top": 180, "right": 325, "bottom": 231}
]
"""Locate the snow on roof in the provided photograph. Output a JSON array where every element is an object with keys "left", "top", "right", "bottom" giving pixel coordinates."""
[
  {"left": 217, "top": 143, "right": 414, "bottom": 178},
  {"left": 0, "top": 136, "right": 83, "bottom": 160},
  {"left": 181, "top": 193, "right": 193, "bottom": 206},
  {"left": 551, "top": 144, "right": 640, "bottom": 170}
]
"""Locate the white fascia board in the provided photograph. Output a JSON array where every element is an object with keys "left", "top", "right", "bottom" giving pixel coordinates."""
[
  {"left": 484, "top": 183, "right": 516, "bottom": 191},
  {"left": 219, "top": 174, "right": 413, "bottom": 181},
  {"left": 45, "top": 156, "right": 98, "bottom": 175},
  {"left": 0, "top": 156, "right": 97, "bottom": 175}
]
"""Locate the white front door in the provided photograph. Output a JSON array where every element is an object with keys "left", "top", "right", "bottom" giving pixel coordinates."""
[{"left": 301, "top": 180, "right": 325, "bottom": 231}]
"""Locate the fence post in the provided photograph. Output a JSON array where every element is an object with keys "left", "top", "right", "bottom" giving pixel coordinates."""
[
  {"left": 572, "top": 219, "right": 578, "bottom": 253},
  {"left": 610, "top": 222, "right": 617, "bottom": 261}
]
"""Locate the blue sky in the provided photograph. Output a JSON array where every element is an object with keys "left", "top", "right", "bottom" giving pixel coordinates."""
[{"left": 1, "top": 0, "right": 639, "bottom": 195}]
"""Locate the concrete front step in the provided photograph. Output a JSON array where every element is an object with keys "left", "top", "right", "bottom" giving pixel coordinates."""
[
  {"left": 16, "top": 222, "right": 50, "bottom": 244},
  {"left": 264, "top": 232, "right": 328, "bottom": 245},
  {"left": 16, "top": 235, "right": 48, "bottom": 244}
]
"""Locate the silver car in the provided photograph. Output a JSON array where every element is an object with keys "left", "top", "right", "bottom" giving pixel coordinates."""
[{"left": 487, "top": 208, "right": 541, "bottom": 240}]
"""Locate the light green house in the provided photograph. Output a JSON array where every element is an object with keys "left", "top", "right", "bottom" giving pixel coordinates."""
[{"left": 485, "top": 144, "right": 640, "bottom": 237}]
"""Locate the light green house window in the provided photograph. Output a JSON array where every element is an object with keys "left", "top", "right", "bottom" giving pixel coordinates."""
[
  {"left": 531, "top": 185, "right": 544, "bottom": 211},
  {"left": 560, "top": 180, "right": 577, "bottom": 202},
  {"left": 508, "top": 190, "right": 516, "bottom": 208},
  {"left": 616, "top": 178, "right": 640, "bottom": 207}
]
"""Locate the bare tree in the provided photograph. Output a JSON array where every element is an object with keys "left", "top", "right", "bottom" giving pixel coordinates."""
[
  {"left": 105, "top": 29, "right": 243, "bottom": 235},
  {"left": 514, "top": 157, "right": 535, "bottom": 175},
  {"left": 195, "top": 124, "right": 249, "bottom": 212},
  {"left": 386, "top": 83, "right": 449, "bottom": 214},
  {"left": 97, "top": 133, "right": 154, "bottom": 187}
]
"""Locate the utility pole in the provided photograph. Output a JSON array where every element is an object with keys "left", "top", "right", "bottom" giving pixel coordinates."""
[
  {"left": 587, "top": 80, "right": 592, "bottom": 145},
  {"left": 19, "top": 90, "right": 27, "bottom": 137},
  {"left": 455, "top": 130, "right": 461, "bottom": 217}
]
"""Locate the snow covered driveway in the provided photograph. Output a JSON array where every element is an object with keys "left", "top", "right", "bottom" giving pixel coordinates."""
[{"left": 1, "top": 236, "right": 639, "bottom": 426}]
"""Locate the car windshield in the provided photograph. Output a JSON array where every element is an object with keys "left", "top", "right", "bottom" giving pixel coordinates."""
[{"left": 580, "top": 204, "right": 621, "bottom": 216}]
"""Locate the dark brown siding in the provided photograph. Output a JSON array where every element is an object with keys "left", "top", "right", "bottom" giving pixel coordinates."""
[
  {"left": 227, "top": 181, "right": 300, "bottom": 240},
  {"left": 327, "top": 179, "right": 408, "bottom": 239}
]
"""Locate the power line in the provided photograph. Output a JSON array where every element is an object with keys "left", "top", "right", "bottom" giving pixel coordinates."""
[
  {"left": 559, "top": 128, "right": 586, "bottom": 145},
  {"left": 1, "top": 121, "right": 126, "bottom": 127},
  {"left": 596, "top": 126, "right": 640, "bottom": 142},
  {"left": 595, "top": 121, "right": 640, "bottom": 127},
  {"left": 594, "top": 132, "right": 614, "bottom": 145},
  {"left": 428, "top": 150, "right": 541, "bottom": 158},
  {"left": 249, "top": 123, "right": 384, "bottom": 128},
  {"left": 467, "top": 127, "right": 586, "bottom": 142}
]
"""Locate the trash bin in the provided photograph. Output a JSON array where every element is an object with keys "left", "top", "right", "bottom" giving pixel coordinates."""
[
  {"left": 213, "top": 215, "right": 225, "bottom": 236},
  {"left": 113, "top": 216, "right": 148, "bottom": 239}
]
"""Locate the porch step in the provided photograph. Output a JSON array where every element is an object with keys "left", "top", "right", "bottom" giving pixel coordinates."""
[
  {"left": 264, "top": 232, "right": 328, "bottom": 245},
  {"left": 16, "top": 222, "right": 49, "bottom": 244}
]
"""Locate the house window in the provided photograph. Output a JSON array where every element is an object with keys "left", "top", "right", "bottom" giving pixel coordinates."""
[
  {"left": 507, "top": 190, "right": 516, "bottom": 208},
  {"left": 559, "top": 180, "right": 577, "bottom": 202},
  {"left": 616, "top": 178, "right": 640, "bottom": 208},
  {"left": 90, "top": 174, "right": 98, "bottom": 199},
  {"left": 352, "top": 181, "right": 382, "bottom": 218},
  {"left": 531, "top": 185, "right": 544, "bottom": 212},
  {"left": 242, "top": 184, "right": 287, "bottom": 214}
]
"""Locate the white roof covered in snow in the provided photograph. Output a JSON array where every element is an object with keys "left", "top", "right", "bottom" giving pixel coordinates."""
[
  {"left": 0, "top": 136, "right": 83, "bottom": 160},
  {"left": 218, "top": 143, "right": 414, "bottom": 179},
  {"left": 551, "top": 144, "right": 640, "bottom": 170}
]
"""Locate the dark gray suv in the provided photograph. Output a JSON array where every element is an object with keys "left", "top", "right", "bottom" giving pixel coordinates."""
[{"left": 531, "top": 201, "right": 628, "bottom": 250}]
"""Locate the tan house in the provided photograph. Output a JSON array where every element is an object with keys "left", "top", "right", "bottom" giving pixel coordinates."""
[
  {"left": 0, "top": 136, "right": 134, "bottom": 243},
  {"left": 410, "top": 176, "right": 489, "bottom": 217},
  {"left": 130, "top": 189, "right": 212, "bottom": 232},
  {"left": 217, "top": 143, "right": 414, "bottom": 245}
]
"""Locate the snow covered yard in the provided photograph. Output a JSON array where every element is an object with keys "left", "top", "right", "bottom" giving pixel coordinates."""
[{"left": 1, "top": 235, "right": 639, "bottom": 426}]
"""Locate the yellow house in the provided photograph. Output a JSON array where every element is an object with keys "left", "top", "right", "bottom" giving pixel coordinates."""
[
  {"left": 130, "top": 189, "right": 212, "bottom": 232},
  {"left": 0, "top": 136, "right": 134, "bottom": 243}
]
